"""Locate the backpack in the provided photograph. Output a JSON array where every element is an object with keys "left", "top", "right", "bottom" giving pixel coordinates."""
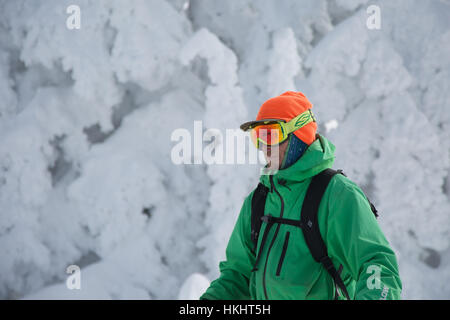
[{"left": 250, "top": 168, "right": 378, "bottom": 300}]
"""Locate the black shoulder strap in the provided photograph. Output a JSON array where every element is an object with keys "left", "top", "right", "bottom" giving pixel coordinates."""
[
  {"left": 250, "top": 183, "right": 269, "bottom": 254},
  {"left": 368, "top": 198, "right": 379, "bottom": 218},
  {"left": 301, "top": 168, "right": 351, "bottom": 300}
]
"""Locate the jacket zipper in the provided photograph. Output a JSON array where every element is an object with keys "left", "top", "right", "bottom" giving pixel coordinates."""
[
  {"left": 276, "top": 232, "right": 290, "bottom": 276},
  {"left": 262, "top": 175, "right": 284, "bottom": 299}
]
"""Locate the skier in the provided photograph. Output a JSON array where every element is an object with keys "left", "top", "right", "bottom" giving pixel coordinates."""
[{"left": 200, "top": 91, "right": 402, "bottom": 300}]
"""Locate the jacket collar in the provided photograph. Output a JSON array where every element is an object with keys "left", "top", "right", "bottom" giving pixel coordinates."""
[{"left": 259, "top": 133, "right": 336, "bottom": 187}]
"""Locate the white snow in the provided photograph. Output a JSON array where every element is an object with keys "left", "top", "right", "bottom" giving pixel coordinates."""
[
  {"left": 325, "top": 119, "right": 339, "bottom": 133},
  {"left": 177, "top": 273, "right": 210, "bottom": 300},
  {"left": 0, "top": 0, "right": 449, "bottom": 300}
]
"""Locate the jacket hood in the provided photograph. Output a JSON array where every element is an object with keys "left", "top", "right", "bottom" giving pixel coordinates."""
[{"left": 259, "top": 133, "right": 336, "bottom": 186}]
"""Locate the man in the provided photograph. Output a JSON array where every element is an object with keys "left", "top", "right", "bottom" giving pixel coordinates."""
[{"left": 200, "top": 91, "right": 402, "bottom": 300}]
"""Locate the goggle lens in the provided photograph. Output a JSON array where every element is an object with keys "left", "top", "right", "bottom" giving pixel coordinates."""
[{"left": 250, "top": 123, "right": 285, "bottom": 148}]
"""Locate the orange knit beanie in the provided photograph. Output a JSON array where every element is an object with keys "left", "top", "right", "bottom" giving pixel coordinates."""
[{"left": 256, "top": 91, "right": 317, "bottom": 145}]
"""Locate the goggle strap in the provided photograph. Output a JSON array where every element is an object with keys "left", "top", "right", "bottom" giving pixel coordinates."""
[{"left": 285, "top": 109, "right": 316, "bottom": 133}]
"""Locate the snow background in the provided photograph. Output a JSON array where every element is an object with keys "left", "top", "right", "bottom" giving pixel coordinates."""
[{"left": 0, "top": 0, "right": 449, "bottom": 299}]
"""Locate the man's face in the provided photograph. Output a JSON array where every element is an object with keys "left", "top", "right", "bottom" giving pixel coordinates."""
[{"left": 261, "top": 137, "right": 290, "bottom": 170}]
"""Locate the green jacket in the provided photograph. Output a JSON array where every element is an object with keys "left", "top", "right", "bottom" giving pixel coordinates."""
[{"left": 201, "top": 134, "right": 402, "bottom": 300}]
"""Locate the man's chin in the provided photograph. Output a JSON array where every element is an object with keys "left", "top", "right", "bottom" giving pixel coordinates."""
[{"left": 266, "top": 158, "right": 281, "bottom": 170}]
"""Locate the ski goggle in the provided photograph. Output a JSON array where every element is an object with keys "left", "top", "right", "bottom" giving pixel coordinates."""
[{"left": 241, "top": 109, "right": 316, "bottom": 149}]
